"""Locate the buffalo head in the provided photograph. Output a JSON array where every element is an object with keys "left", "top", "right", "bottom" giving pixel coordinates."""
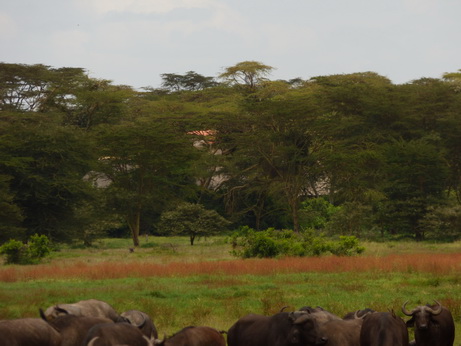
[
  {"left": 402, "top": 300, "right": 443, "bottom": 330},
  {"left": 288, "top": 313, "right": 328, "bottom": 345}
]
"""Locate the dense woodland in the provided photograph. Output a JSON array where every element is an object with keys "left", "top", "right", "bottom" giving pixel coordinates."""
[{"left": 1, "top": 61, "right": 461, "bottom": 247}]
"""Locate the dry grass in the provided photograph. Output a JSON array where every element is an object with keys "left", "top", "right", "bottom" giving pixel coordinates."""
[
  {"left": 1, "top": 253, "right": 461, "bottom": 283},
  {"left": 1, "top": 238, "right": 461, "bottom": 343}
]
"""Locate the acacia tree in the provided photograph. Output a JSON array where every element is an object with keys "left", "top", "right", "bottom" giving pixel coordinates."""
[
  {"left": 158, "top": 202, "right": 230, "bottom": 245},
  {"left": 220, "top": 82, "right": 323, "bottom": 232},
  {"left": 94, "top": 117, "right": 198, "bottom": 247},
  {"left": 219, "top": 61, "right": 274, "bottom": 92},
  {"left": 160, "top": 71, "right": 218, "bottom": 92}
]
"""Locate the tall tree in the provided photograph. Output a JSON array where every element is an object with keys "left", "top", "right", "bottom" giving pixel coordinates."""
[
  {"left": 219, "top": 61, "right": 274, "bottom": 92},
  {"left": 94, "top": 117, "right": 198, "bottom": 246},
  {"left": 0, "top": 113, "right": 97, "bottom": 241},
  {"left": 160, "top": 71, "right": 217, "bottom": 92},
  {"left": 377, "top": 138, "right": 449, "bottom": 240},
  {"left": 220, "top": 82, "right": 323, "bottom": 232}
]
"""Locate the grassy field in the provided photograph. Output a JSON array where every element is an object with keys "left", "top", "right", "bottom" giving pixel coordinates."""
[{"left": 1, "top": 236, "right": 461, "bottom": 344}]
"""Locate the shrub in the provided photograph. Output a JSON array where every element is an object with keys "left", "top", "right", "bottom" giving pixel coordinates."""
[
  {"left": 300, "top": 197, "right": 339, "bottom": 230},
  {"left": 328, "top": 236, "right": 365, "bottom": 256},
  {"left": 0, "top": 239, "right": 26, "bottom": 264},
  {"left": 230, "top": 227, "right": 365, "bottom": 258},
  {"left": 0, "top": 234, "right": 52, "bottom": 264},
  {"left": 27, "top": 234, "right": 51, "bottom": 259}
]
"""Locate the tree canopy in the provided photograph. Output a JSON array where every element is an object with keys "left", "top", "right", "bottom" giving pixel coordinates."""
[{"left": 1, "top": 61, "right": 461, "bottom": 246}]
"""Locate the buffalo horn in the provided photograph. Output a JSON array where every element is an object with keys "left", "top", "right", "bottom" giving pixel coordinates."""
[
  {"left": 279, "top": 305, "right": 289, "bottom": 312},
  {"left": 402, "top": 301, "right": 418, "bottom": 316},
  {"left": 293, "top": 314, "right": 312, "bottom": 325},
  {"left": 425, "top": 300, "right": 443, "bottom": 315}
]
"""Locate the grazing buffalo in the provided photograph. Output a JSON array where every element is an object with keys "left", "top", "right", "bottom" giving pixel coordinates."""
[
  {"left": 402, "top": 301, "right": 455, "bottom": 346},
  {"left": 84, "top": 322, "right": 152, "bottom": 346},
  {"left": 227, "top": 311, "right": 328, "bottom": 346},
  {"left": 359, "top": 311, "right": 408, "bottom": 346},
  {"left": 154, "top": 326, "right": 226, "bottom": 346},
  {"left": 319, "top": 318, "right": 363, "bottom": 346},
  {"left": 121, "top": 310, "right": 158, "bottom": 339},
  {"left": 41, "top": 312, "right": 113, "bottom": 346},
  {"left": 43, "top": 299, "right": 121, "bottom": 322},
  {"left": 0, "top": 318, "right": 61, "bottom": 346}
]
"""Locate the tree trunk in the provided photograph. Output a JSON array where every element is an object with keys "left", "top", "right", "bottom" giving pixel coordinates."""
[
  {"left": 292, "top": 205, "right": 300, "bottom": 233},
  {"left": 127, "top": 211, "right": 141, "bottom": 247},
  {"left": 190, "top": 234, "right": 195, "bottom": 246},
  {"left": 287, "top": 193, "right": 300, "bottom": 233}
]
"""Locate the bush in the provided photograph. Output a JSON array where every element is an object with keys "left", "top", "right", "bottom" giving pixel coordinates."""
[
  {"left": 0, "top": 234, "right": 51, "bottom": 264},
  {"left": 229, "top": 227, "right": 365, "bottom": 258},
  {"left": 0, "top": 239, "right": 26, "bottom": 264},
  {"left": 328, "top": 236, "right": 365, "bottom": 256}
]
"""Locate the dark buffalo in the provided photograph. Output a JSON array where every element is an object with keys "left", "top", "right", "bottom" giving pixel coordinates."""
[
  {"left": 359, "top": 311, "right": 408, "bottom": 346},
  {"left": 41, "top": 311, "right": 113, "bottom": 346},
  {"left": 155, "top": 326, "right": 226, "bottom": 346},
  {"left": 43, "top": 299, "right": 121, "bottom": 322},
  {"left": 402, "top": 301, "right": 455, "bottom": 346},
  {"left": 319, "top": 318, "right": 363, "bottom": 346},
  {"left": 121, "top": 310, "right": 158, "bottom": 339},
  {"left": 227, "top": 311, "right": 328, "bottom": 346},
  {"left": 0, "top": 318, "right": 61, "bottom": 346},
  {"left": 84, "top": 322, "right": 152, "bottom": 346}
]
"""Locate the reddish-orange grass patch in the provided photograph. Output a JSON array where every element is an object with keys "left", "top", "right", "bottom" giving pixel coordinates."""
[{"left": 1, "top": 253, "right": 460, "bottom": 283}]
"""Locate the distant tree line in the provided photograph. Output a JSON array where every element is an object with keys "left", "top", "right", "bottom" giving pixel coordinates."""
[{"left": 1, "top": 61, "right": 461, "bottom": 247}]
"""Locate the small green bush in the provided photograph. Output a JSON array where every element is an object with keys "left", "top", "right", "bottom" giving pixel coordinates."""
[
  {"left": 230, "top": 227, "right": 365, "bottom": 258},
  {"left": 0, "top": 239, "right": 26, "bottom": 264},
  {"left": 328, "top": 235, "right": 365, "bottom": 256},
  {"left": 0, "top": 234, "right": 52, "bottom": 264}
]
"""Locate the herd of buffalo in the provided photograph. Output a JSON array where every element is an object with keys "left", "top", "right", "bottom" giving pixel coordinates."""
[{"left": 0, "top": 298, "right": 456, "bottom": 345}]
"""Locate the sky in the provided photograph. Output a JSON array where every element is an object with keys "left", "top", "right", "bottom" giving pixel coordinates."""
[{"left": 1, "top": 0, "right": 460, "bottom": 90}]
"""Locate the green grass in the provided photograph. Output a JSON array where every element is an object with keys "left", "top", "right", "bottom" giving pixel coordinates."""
[{"left": 1, "top": 236, "right": 461, "bottom": 344}]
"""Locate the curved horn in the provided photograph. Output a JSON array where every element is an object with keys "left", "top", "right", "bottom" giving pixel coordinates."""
[
  {"left": 55, "top": 306, "right": 70, "bottom": 315},
  {"left": 154, "top": 334, "right": 167, "bottom": 345},
  {"left": 293, "top": 314, "right": 312, "bottom": 325},
  {"left": 279, "top": 305, "right": 289, "bottom": 313},
  {"left": 425, "top": 300, "right": 443, "bottom": 315},
  {"left": 402, "top": 301, "right": 418, "bottom": 316},
  {"left": 87, "top": 337, "right": 100, "bottom": 346}
]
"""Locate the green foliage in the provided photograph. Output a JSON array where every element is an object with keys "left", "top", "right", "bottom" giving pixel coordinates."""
[
  {"left": 27, "top": 234, "right": 51, "bottom": 259},
  {"left": 230, "top": 227, "right": 365, "bottom": 258},
  {"left": 160, "top": 71, "right": 218, "bottom": 92},
  {"left": 300, "top": 198, "right": 339, "bottom": 230},
  {"left": 0, "top": 239, "right": 25, "bottom": 264},
  {"left": 420, "top": 204, "right": 461, "bottom": 240},
  {"left": 158, "top": 203, "right": 230, "bottom": 245},
  {"left": 328, "top": 236, "right": 365, "bottom": 256},
  {"left": 2, "top": 62, "right": 461, "bottom": 246},
  {"left": 0, "top": 234, "right": 51, "bottom": 264},
  {"left": 324, "top": 202, "right": 373, "bottom": 237}
]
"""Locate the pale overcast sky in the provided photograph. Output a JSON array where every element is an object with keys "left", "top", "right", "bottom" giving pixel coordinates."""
[{"left": 1, "top": 0, "right": 460, "bottom": 89}]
